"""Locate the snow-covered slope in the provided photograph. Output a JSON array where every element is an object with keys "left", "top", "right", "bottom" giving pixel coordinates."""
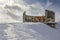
[{"left": 0, "top": 23, "right": 60, "bottom": 40}]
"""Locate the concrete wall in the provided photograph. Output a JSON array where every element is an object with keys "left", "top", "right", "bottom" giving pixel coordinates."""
[
  {"left": 23, "top": 12, "right": 45, "bottom": 22},
  {"left": 23, "top": 10, "right": 55, "bottom": 23},
  {"left": 45, "top": 10, "right": 55, "bottom": 23},
  {"left": 23, "top": 10, "right": 56, "bottom": 28}
]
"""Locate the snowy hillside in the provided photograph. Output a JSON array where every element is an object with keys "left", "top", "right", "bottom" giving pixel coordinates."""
[{"left": 0, "top": 23, "right": 60, "bottom": 40}]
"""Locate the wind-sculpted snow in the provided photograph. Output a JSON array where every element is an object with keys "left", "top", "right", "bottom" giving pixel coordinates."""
[{"left": 0, "top": 23, "right": 60, "bottom": 40}]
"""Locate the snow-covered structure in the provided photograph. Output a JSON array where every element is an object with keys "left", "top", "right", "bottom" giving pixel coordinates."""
[{"left": 23, "top": 10, "right": 57, "bottom": 28}]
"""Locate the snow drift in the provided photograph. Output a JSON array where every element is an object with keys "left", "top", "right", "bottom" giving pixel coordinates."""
[{"left": 0, "top": 23, "right": 60, "bottom": 40}]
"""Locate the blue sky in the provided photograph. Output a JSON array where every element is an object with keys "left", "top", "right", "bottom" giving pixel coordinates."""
[
  {"left": 25, "top": 0, "right": 60, "bottom": 11},
  {"left": 25, "top": 0, "right": 60, "bottom": 13},
  {"left": 25, "top": 0, "right": 60, "bottom": 6}
]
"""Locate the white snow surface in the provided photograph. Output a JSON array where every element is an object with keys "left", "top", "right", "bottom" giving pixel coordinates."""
[{"left": 0, "top": 22, "right": 60, "bottom": 40}]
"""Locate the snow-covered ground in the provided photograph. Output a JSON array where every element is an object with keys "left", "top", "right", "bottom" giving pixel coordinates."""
[{"left": 0, "top": 22, "right": 60, "bottom": 40}]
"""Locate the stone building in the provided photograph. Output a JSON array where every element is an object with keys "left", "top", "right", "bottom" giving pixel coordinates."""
[
  {"left": 45, "top": 10, "right": 55, "bottom": 22},
  {"left": 45, "top": 10, "right": 56, "bottom": 28},
  {"left": 23, "top": 10, "right": 56, "bottom": 28},
  {"left": 23, "top": 11, "right": 45, "bottom": 22}
]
